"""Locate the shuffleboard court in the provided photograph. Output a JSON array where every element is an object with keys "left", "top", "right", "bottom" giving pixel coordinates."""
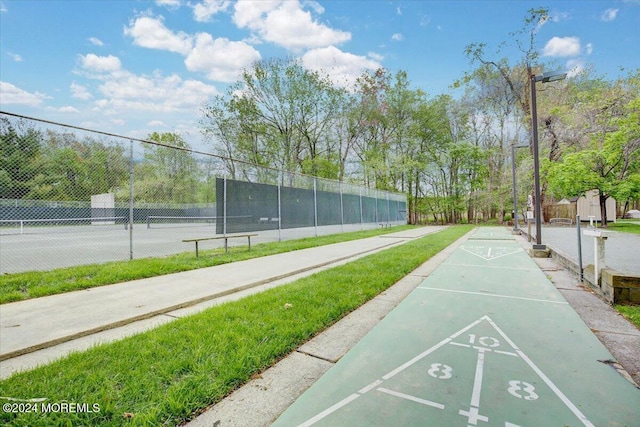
[{"left": 273, "top": 227, "right": 640, "bottom": 426}]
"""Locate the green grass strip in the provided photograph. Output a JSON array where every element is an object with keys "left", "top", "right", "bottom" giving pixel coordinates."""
[
  {"left": 0, "top": 225, "right": 471, "bottom": 426},
  {"left": 0, "top": 225, "right": 416, "bottom": 304},
  {"left": 607, "top": 220, "right": 640, "bottom": 235},
  {"left": 616, "top": 305, "right": 640, "bottom": 329}
]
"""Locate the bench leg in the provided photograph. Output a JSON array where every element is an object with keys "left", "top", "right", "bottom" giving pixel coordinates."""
[
  {"left": 195, "top": 241, "right": 199, "bottom": 258},
  {"left": 225, "top": 238, "right": 228, "bottom": 253}
]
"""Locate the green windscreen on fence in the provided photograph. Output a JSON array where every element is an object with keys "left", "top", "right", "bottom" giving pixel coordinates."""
[{"left": 216, "top": 178, "right": 407, "bottom": 234}]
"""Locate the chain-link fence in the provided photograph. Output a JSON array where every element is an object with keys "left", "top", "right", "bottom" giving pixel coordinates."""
[{"left": 1, "top": 112, "right": 407, "bottom": 274}]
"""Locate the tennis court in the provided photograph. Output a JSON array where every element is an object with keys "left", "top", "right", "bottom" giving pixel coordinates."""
[{"left": 0, "top": 220, "right": 386, "bottom": 274}]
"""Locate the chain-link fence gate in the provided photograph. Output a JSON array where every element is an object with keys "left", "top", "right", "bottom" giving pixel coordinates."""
[{"left": 1, "top": 112, "right": 407, "bottom": 274}]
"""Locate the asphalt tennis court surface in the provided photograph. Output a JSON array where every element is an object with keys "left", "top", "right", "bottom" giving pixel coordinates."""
[{"left": 272, "top": 228, "right": 640, "bottom": 426}]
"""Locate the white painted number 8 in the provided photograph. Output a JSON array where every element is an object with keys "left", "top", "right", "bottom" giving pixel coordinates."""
[
  {"left": 428, "top": 363, "right": 453, "bottom": 379},
  {"left": 507, "top": 380, "right": 539, "bottom": 401}
]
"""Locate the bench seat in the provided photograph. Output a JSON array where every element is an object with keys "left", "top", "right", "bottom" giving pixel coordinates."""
[{"left": 183, "top": 233, "right": 258, "bottom": 257}]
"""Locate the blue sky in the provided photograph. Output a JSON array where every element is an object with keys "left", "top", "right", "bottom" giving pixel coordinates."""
[{"left": 1, "top": 0, "right": 639, "bottom": 146}]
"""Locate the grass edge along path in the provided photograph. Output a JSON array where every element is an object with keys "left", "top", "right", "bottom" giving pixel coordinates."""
[
  {"left": 0, "top": 225, "right": 472, "bottom": 427},
  {"left": 616, "top": 305, "right": 640, "bottom": 329},
  {"left": 0, "top": 225, "right": 416, "bottom": 304}
]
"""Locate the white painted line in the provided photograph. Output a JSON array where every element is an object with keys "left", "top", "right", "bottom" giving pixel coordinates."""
[
  {"left": 445, "top": 262, "right": 538, "bottom": 272},
  {"left": 471, "top": 350, "right": 486, "bottom": 407},
  {"left": 381, "top": 337, "right": 451, "bottom": 380},
  {"left": 381, "top": 317, "right": 485, "bottom": 381},
  {"left": 450, "top": 342, "right": 471, "bottom": 348},
  {"left": 377, "top": 387, "right": 445, "bottom": 410},
  {"left": 459, "top": 406, "right": 489, "bottom": 425},
  {"left": 459, "top": 246, "right": 522, "bottom": 261},
  {"left": 298, "top": 393, "right": 360, "bottom": 427},
  {"left": 495, "top": 350, "right": 518, "bottom": 357},
  {"left": 417, "top": 287, "right": 569, "bottom": 305},
  {"left": 358, "top": 379, "right": 383, "bottom": 394},
  {"left": 486, "top": 317, "right": 595, "bottom": 427}
]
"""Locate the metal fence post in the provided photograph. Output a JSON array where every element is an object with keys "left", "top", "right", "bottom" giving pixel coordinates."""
[
  {"left": 129, "top": 140, "right": 134, "bottom": 260},
  {"left": 223, "top": 177, "right": 227, "bottom": 236},
  {"left": 576, "top": 215, "right": 583, "bottom": 282},
  {"left": 277, "top": 179, "right": 282, "bottom": 242},
  {"left": 359, "top": 187, "right": 364, "bottom": 230},
  {"left": 386, "top": 192, "right": 390, "bottom": 226},
  {"left": 313, "top": 177, "right": 318, "bottom": 237},
  {"left": 340, "top": 181, "right": 344, "bottom": 232}
]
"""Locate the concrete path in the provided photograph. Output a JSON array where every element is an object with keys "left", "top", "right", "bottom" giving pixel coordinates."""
[
  {"left": 272, "top": 227, "right": 640, "bottom": 427},
  {"left": 0, "top": 226, "right": 444, "bottom": 376}
]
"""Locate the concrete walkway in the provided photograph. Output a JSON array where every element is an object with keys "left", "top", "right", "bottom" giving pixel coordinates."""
[{"left": 0, "top": 226, "right": 444, "bottom": 378}]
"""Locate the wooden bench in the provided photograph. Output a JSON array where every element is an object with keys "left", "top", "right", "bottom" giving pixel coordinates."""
[
  {"left": 183, "top": 233, "right": 258, "bottom": 257},
  {"left": 549, "top": 218, "right": 573, "bottom": 226}
]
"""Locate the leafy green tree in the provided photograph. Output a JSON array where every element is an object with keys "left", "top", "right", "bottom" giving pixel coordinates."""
[
  {"left": 134, "top": 132, "right": 200, "bottom": 204},
  {"left": 0, "top": 118, "right": 42, "bottom": 199},
  {"left": 202, "top": 58, "right": 349, "bottom": 181},
  {"left": 24, "top": 130, "right": 128, "bottom": 201},
  {"left": 548, "top": 71, "right": 640, "bottom": 225}
]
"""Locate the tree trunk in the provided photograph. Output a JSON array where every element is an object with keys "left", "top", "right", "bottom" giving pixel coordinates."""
[{"left": 600, "top": 192, "right": 608, "bottom": 227}]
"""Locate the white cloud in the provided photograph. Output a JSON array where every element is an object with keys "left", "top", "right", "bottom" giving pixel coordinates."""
[
  {"left": 304, "top": 1, "right": 324, "bottom": 14},
  {"left": 124, "top": 16, "right": 193, "bottom": 55},
  {"left": 585, "top": 43, "right": 593, "bottom": 55},
  {"left": 7, "top": 52, "right": 22, "bottom": 62},
  {"left": 91, "top": 70, "right": 219, "bottom": 113},
  {"left": 192, "top": 0, "right": 230, "bottom": 22},
  {"left": 549, "top": 11, "right": 569, "bottom": 23},
  {"left": 0, "top": 81, "right": 50, "bottom": 106},
  {"left": 184, "top": 33, "right": 261, "bottom": 82},
  {"left": 80, "top": 53, "right": 122, "bottom": 73},
  {"left": 88, "top": 37, "right": 104, "bottom": 46},
  {"left": 542, "top": 36, "right": 581, "bottom": 57},
  {"left": 70, "top": 82, "right": 93, "bottom": 100},
  {"left": 391, "top": 33, "right": 403, "bottom": 42},
  {"left": 566, "top": 59, "right": 585, "bottom": 78},
  {"left": 148, "top": 120, "right": 167, "bottom": 127},
  {"left": 233, "top": 0, "right": 350, "bottom": 51},
  {"left": 601, "top": 8, "right": 619, "bottom": 22},
  {"left": 53, "top": 106, "right": 80, "bottom": 113},
  {"left": 301, "top": 46, "right": 381, "bottom": 88},
  {"left": 368, "top": 52, "right": 384, "bottom": 61},
  {"left": 420, "top": 15, "right": 431, "bottom": 27},
  {"left": 124, "top": 15, "right": 258, "bottom": 82},
  {"left": 0, "top": 1, "right": 7, "bottom": 12},
  {"left": 156, "top": 0, "right": 182, "bottom": 8}
]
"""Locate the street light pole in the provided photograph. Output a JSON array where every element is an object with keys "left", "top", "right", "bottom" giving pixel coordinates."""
[
  {"left": 511, "top": 145, "right": 519, "bottom": 233},
  {"left": 511, "top": 143, "right": 527, "bottom": 233},
  {"left": 530, "top": 70, "right": 567, "bottom": 250},
  {"left": 530, "top": 74, "right": 544, "bottom": 249}
]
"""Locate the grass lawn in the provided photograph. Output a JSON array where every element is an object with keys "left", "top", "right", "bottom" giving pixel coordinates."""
[
  {"left": 607, "top": 219, "right": 640, "bottom": 235},
  {"left": 0, "top": 225, "right": 418, "bottom": 304},
  {"left": 616, "top": 305, "right": 640, "bottom": 329},
  {"left": 0, "top": 225, "right": 472, "bottom": 426}
]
